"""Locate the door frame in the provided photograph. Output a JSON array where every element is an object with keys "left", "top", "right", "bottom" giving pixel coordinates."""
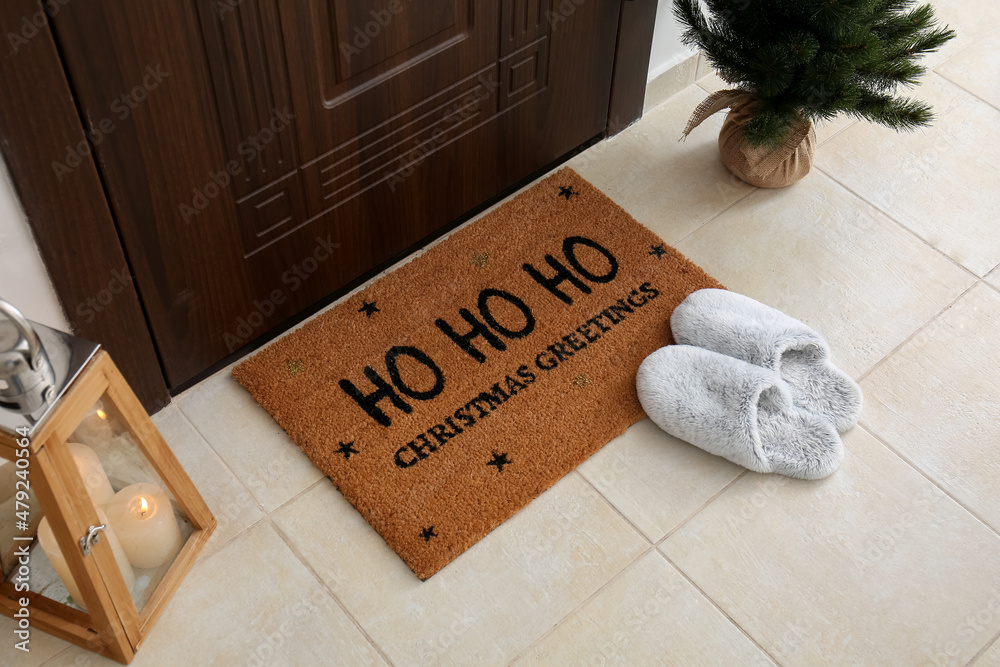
[{"left": 0, "top": 0, "right": 658, "bottom": 413}]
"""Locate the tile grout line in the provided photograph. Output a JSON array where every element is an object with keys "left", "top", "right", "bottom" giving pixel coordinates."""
[
  {"left": 39, "top": 646, "right": 74, "bottom": 666},
  {"left": 191, "top": 515, "right": 270, "bottom": 564},
  {"left": 814, "top": 164, "right": 984, "bottom": 284},
  {"left": 266, "top": 516, "right": 397, "bottom": 667},
  {"left": 657, "top": 550, "right": 784, "bottom": 666},
  {"left": 269, "top": 476, "right": 327, "bottom": 515},
  {"left": 854, "top": 280, "right": 979, "bottom": 385},
  {"left": 673, "top": 187, "right": 760, "bottom": 249},
  {"left": 505, "top": 545, "right": 658, "bottom": 665},
  {"left": 857, "top": 423, "right": 1000, "bottom": 543},
  {"left": 933, "top": 73, "right": 1000, "bottom": 115},
  {"left": 571, "top": 469, "right": 656, "bottom": 545},
  {"left": 174, "top": 401, "right": 330, "bottom": 522},
  {"left": 655, "top": 470, "right": 748, "bottom": 547},
  {"left": 165, "top": 405, "right": 282, "bottom": 561},
  {"left": 172, "top": 405, "right": 270, "bottom": 517},
  {"left": 967, "top": 627, "right": 1000, "bottom": 666},
  {"left": 932, "top": 31, "right": 1000, "bottom": 116},
  {"left": 505, "top": 469, "right": 675, "bottom": 660},
  {"left": 815, "top": 119, "right": 857, "bottom": 146}
]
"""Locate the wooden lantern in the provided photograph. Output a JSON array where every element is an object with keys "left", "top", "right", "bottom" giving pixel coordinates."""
[{"left": 0, "top": 320, "right": 215, "bottom": 664}]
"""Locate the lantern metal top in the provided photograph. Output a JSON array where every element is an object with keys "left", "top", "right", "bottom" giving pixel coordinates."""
[{"left": 0, "top": 320, "right": 100, "bottom": 437}]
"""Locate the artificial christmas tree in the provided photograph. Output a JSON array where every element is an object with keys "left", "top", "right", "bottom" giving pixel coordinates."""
[{"left": 675, "top": 0, "right": 955, "bottom": 187}]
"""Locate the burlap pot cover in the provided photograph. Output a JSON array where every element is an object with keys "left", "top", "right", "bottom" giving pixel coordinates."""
[{"left": 684, "top": 89, "right": 816, "bottom": 189}]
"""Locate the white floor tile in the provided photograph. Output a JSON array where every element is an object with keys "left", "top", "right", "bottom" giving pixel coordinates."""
[
  {"left": 937, "top": 31, "right": 1000, "bottom": 109},
  {"left": 674, "top": 170, "right": 973, "bottom": 378},
  {"left": 0, "top": 616, "right": 70, "bottom": 666},
  {"left": 923, "top": 0, "right": 1000, "bottom": 69},
  {"left": 819, "top": 73, "right": 1000, "bottom": 277},
  {"left": 978, "top": 638, "right": 1000, "bottom": 666},
  {"left": 662, "top": 427, "right": 1000, "bottom": 666},
  {"left": 861, "top": 284, "right": 1000, "bottom": 532},
  {"left": 270, "top": 473, "right": 646, "bottom": 666},
  {"left": 176, "top": 371, "right": 323, "bottom": 513},
  {"left": 577, "top": 418, "right": 743, "bottom": 542},
  {"left": 513, "top": 551, "right": 775, "bottom": 666},
  {"left": 152, "top": 406, "right": 265, "bottom": 558},
  {"left": 43, "top": 522, "right": 384, "bottom": 666}
]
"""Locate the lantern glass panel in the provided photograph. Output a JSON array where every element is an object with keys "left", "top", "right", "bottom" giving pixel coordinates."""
[
  {"left": 0, "top": 453, "right": 54, "bottom": 600},
  {"left": 0, "top": 392, "right": 194, "bottom": 616},
  {"left": 1, "top": 451, "right": 109, "bottom": 618},
  {"left": 66, "top": 392, "right": 195, "bottom": 614}
]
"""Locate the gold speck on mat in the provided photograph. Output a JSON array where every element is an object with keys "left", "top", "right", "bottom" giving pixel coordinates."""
[
  {"left": 573, "top": 375, "right": 591, "bottom": 388},
  {"left": 286, "top": 360, "right": 305, "bottom": 376},
  {"left": 470, "top": 252, "right": 489, "bottom": 269}
]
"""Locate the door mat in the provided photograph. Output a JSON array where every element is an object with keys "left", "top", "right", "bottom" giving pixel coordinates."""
[{"left": 232, "top": 168, "right": 723, "bottom": 579}]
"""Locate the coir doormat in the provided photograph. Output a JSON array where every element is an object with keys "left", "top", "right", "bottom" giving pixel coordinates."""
[{"left": 233, "top": 168, "right": 723, "bottom": 579}]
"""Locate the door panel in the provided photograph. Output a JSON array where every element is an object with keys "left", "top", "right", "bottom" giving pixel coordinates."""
[
  {"left": 52, "top": 1, "right": 621, "bottom": 388},
  {"left": 325, "top": 1, "right": 469, "bottom": 88}
]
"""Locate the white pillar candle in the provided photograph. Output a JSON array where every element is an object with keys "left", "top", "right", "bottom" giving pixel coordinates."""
[
  {"left": 106, "top": 483, "right": 183, "bottom": 569},
  {"left": 67, "top": 442, "right": 115, "bottom": 509},
  {"left": 37, "top": 511, "right": 135, "bottom": 611},
  {"left": 37, "top": 517, "right": 85, "bottom": 609},
  {"left": 73, "top": 404, "right": 114, "bottom": 446}
]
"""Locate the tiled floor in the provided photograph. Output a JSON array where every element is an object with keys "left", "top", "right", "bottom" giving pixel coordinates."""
[{"left": 6, "top": 11, "right": 1000, "bottom": 667}]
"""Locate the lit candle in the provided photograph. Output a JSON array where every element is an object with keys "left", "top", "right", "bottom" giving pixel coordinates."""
[
  {"left": 72, "top": 403, "right": 114, "bottom": 446},
  {"left": 67, "top": 442, "right": 115, "bottom": 509},
  {"left": 106, "top": 483, "right": 183, "bottom": 569},
  {"left": 37, "top": 510, "right": 135, "bottom": 611}
]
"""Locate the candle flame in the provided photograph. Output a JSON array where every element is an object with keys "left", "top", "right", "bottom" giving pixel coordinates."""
[
  {"left": 96, "top": 409, "right": 107, "bottom": 420},
  {"left": 139, "top": 497, "right": 148, "bottom": 516}
]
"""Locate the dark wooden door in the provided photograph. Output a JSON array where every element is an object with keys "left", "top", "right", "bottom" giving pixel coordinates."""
[{"left": 50, "top": 1, "right": 621, "bottom": 389}]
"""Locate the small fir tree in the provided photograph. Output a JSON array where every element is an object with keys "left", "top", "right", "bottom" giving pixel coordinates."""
[{"left": 674, "top": 0, "right": 956, "bottom": 147}]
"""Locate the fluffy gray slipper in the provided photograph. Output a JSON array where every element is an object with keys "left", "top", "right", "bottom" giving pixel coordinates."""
[
  {"left": 671, "top": 289, "right": 862, "bottom": 432},
  {"left": 637, "top": 345, "right": 843, "bottom": 479}
]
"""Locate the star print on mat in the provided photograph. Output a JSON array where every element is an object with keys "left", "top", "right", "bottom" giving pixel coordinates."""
[
  {"left": 335, "top": 441, "right": 358, "bottom": 460},
  {"left": 573, "top": 375, "right": 592, "bottom": 388},
  {"left": 286, "top": 360, "right": 305, "bottom": 376},
  {"left": 558, "top": 185, "right": 578, "bottom": 200},
  {"left": 487, "top": 451, "right": 511, "bottom": 473},
  {"left": 358, "top": 300, "right": 379, "bottom": 318},
  {"left": 420, "top": 526, "right": 438, "bottom": 542},
  {"left": 649, "top": 244, "right": 668, "bottom": 260}
]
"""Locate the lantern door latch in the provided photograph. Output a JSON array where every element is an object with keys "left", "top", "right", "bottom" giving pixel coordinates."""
[{"left": 80, "top": 523, "right": 107, "bottom": 556}]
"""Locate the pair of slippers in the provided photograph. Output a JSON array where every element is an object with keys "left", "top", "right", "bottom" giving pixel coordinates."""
[{"left": 636, "top": 289, "right": 862, "bottom": 479}]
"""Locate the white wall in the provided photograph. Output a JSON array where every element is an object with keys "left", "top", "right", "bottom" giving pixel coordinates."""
[
  {"left": 647, "top": 1, "right": 697, "bottom": 82},
  {"left": 0, "top": 155, "right": 70, "bottom": 330}
]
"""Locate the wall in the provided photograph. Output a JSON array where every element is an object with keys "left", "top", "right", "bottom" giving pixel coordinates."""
[
  {"left": 647, "top": 1, "right": 696, "bottom": 81},
  {"left": 0, "top": 155, "right": 70, "bottom": 330}
]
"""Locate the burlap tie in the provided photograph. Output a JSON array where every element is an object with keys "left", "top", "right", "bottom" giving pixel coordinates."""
[{"left": 683, "top": 89, "right": 816, "bottom": 188}]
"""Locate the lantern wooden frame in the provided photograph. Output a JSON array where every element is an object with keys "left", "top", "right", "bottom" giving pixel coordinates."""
[{"left": 0, "top": 351, "right": 215, "bottom": 663}]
